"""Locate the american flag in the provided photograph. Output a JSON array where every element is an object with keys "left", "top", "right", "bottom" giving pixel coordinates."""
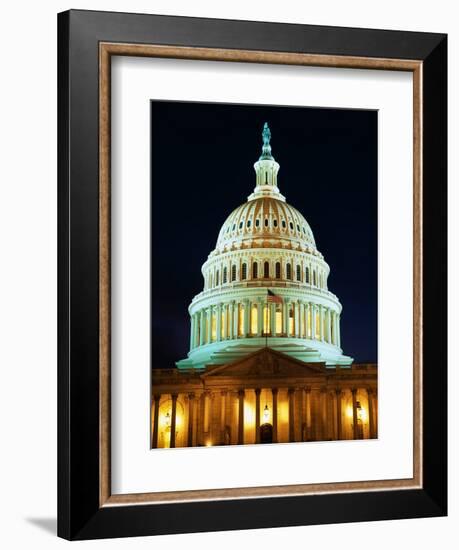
[{"left": 267, "top": 289, "right": 283, "bottom": 304}]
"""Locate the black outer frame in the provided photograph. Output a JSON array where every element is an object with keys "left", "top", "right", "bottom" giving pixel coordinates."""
[{"left": 57, "top": 9, "right": 447, "bottom": 540}]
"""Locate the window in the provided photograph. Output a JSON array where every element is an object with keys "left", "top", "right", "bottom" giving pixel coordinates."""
[
  {"left": 264, "top": 218, "right": 269, "bottom": 227},
  {"left": 239, "top": 221, "right": 243, "bottom": 229},
  {"left": 273, "top": 218, "right": 278, "bottom": 228},
  {"left": 264, "top": 261, "right": 270, "bottom": 278},
  {"left": 296, "top": 265, "right": 301, "bottom": 281},
  {"left": 232, "top": 223, "right": 236, "bottom": 231},
  {"left": 216, "top": 270, "right": 219, "bottom": 286},
  {"left": 250, "top": 304, "right": 258, "bottom": 335},
  {"left": 297, "top": 224, "right": 300, "bottom": 232},
  {"left": 281, "top": 220, "right": 286, "bottom": 229},
  {"left": 238, "top": 304, "right": 244, "bottom": 337},
  {"left": 289, "top": 221, "right": 294, "bottom": 230},
  {"left": 252, "top": 262, "right": 258, "bottom": 279},
  {"left": 247, "top": 219, "right": 251, "bottom": 228},
  {"left": 313, "top": 270, "right": 317, "bottom": 286},
  {"left": 286, "top": 263, "right": 292, "bottom": 280},
  {"left": 231, "top": 265, "right": 237, "bottom": 282},
  {"left": 223, "top": 267, "right": 227, "bottom": 283},
  {"left": 241, "top": 263, "right": 247, "bottom": 280},
  {"left": 255, "top": 218, "right": 260, "bottom": 228},
  {"left": 305, "top": 267, "right": 310, "bottom": 283},
  {"left": 275, "top": 261, "right": 281, "bottom": 279}
]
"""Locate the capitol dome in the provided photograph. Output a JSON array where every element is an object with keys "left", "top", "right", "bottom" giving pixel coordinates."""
[{"left": 176, "top": 123, "right": 353, "bottom": 370}]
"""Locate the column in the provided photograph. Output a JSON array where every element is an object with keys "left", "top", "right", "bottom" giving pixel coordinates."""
[
  {"left": 367, "top": 388, "right": 376, "bottom": 439},
  {"left": 294, "top": 302, "right": 300, "bottom": 337},
  {"left": 255, "top": 388, "right": 261, "bottom": 443},
  {"left": 285, "top": 299, "right": 291, "bottom": 337},
  {"left": 216, "top": 303, "right": 222, "bottom": 342},
  {"left": 187, "top": 393, "right": 195, "bottom": 447},
  {"left": 337, "top": 314, "right": 341, "bottom": 348},
  {"left": 270, "top": 302, "right": 276, "bottom": 336},
  {"left": 328, "top": 390, "right": 335, "bottom": 439},
  {"left": 320, "top": 387, "right": 328, "bottom": 440},
  {"left": 152, "top": 394, "right": 161, "bottom": 448},
  {"left": 304, "top": 387, "right": 311, "bottom": 441},
  {"left": 351, "top": 388, "right": 359, "bottom": 440},
  {"left": 189, "top": 315, "right": 194, "bottom": 349},
  {"left": 335, "top": 389, "right": 343, "bottom": 440},
  {"left": 319, "top": 305, "right": 324, "bottom": 341},
  {"left": 203, "top": 392, "right": 210, "bottom": 434},
  {"left": 272, "top": 388, "right": 278, "bottom": 443},
  {"left": 244, "top": 299, "right": 250, "bottom": 337},
  {"left": 301, "top": 302, "right": 306, "bottom": 338},
  {"left": 305, "top": 303, "right": 310, "bottom": 338},
  {"left": 327, "top": 308, "right": 331, "bottom": 343},
  {"left": 257, "top": 298, "right": 263, "bottom": 337},
  {"left": 170, "top": 393, "right": 178, "bottom": 448},
  {"left": 311, "top": 304, "right": 316, "bottom": 340},
  {"left": 310, "top": 388, "right": 321, "bottom": 440},
  {"left": 229, "top": 301, "right": 234, "bottom": 339},
  {"left": 237, "top": 390, "right": 245, "bottom": 445},
  {"left": 282, "top": 299, "right": 288, "bottom": 335},
  {"left": 233, "top": 302, "right": 239, "bottom": 339},
  {"left": 206, "top": 307, "right": 212, "bottom": 344},
  {"left": 288, "top": 388, "right": 295, "bottom": 442},
  {"left": 199, "top": 310, "right": 205, "bottom": 346},
  {"left": 332, "top": 312, "right": 337, "bottom": 345}
]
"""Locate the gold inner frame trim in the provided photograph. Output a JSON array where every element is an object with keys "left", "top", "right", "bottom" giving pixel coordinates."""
[{"left": 99, "top": 42, "right": 423, "bottom": 507}]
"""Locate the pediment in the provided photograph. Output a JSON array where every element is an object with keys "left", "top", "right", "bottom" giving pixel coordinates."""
[{"left": 202, "top": 348, "right": 325, "bottom": 379}]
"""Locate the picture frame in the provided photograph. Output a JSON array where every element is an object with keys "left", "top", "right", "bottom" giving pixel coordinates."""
[{"left": 57, "top": 9, "right": 447, "bottom": 540}]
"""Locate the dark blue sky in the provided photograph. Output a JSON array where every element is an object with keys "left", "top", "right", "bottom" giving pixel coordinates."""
[{"left": 151, "top": 101, "right": 377, "bottom": 366}]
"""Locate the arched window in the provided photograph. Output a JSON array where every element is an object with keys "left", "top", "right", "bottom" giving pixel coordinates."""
[
  {"left": 286, "top": 263, "right": 292, "bottom": 280},
  {"left": 264, "top": 261, "right": 270, "bottom": 278},
  {"left": 264, "top": 218, "right": 269, "bottom": 227},
  {"left": 313, "top": 270, "right": 317, "bottom": 286},
  {"left": 305, "top": 267, "right": 310, "bottom": 283},
  {"left": 255, "top": 218, "right": 260, "bottom": 228},
  {"left": 289, "top": 221, "right": 294, "bottom": 230},
  {"left": 275, "top": 262, "right": 281, "bottom": 279},
  {"left": 223, "top": 267, "right": 227, "bottom": 284},
  {"left": 231, "top": 265, "right": 237, "bottom": 282},
  {"left": 241, "top": 263, "right": 247, "bottom": 280},
  {"left": 281, "top": 220, "right": 286, "bottom": 229},
  {"left": 216, "top": 270, "right": 219, "bottom": 286},
  {"left": 252, "top": 262, "right": 258, "bottom": 279},
  {"left": 273, "top": 218, "right": 278, "bottom": 228},
  {"left": 209, "top": 273, "right": 213, "bottom": 288},
  {"left": 296, "top": 265, "right": 301, "bottom": 281}
]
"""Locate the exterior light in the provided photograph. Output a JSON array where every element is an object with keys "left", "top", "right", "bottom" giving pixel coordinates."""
[
  {"left": 164, "top": 411, "right": 171, "bottom": 428},
  {"left": 356, "top": 401, "right": 364, "bottom": 422},
  {"left": 263, "top": 404, "right": 270, "bottom": 422},
  {"left": 206, "top": 440, "right": 212, "bottom": 447}
]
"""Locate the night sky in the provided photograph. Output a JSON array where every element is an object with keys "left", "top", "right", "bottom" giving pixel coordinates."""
[{"left": 151, "top": 101, "right": 377, "bottom": 367}]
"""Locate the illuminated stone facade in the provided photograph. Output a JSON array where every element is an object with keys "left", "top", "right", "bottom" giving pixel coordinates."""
[
  {"left": 152, "top": 348, "right": 377, "bottom": 448},
  {"left": 153, "top": 124, "right": 377, "bottom": 448}
]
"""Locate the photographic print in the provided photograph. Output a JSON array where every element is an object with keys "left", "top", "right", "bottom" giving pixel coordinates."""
[{"left": 151, "top": 101, "right": 378, "bottom": 449}]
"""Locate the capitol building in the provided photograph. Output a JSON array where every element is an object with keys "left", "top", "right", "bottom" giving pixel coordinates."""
[{"left": 151, "top": 123, "right": 377, "bottom": 449}]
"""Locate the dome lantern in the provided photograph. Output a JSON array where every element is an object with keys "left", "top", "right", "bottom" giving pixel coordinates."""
[{"left": 250, "top": 123, "right": 284, "bottom": 202}]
